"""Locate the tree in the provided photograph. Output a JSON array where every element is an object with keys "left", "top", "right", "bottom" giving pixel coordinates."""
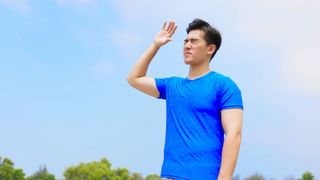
[
  {"left": 112, "top": 168, "right": 130, "bottom": 180},
  {"left": 301, "top": 171, "right": 314, "bottom": 180},
  {"left": 64, "top": 158, "right": 132, "bottom": 180},
  {"left": 26, "top": 165, "right": 55, "bottom": 180},
  {"left": 146, "top": 174, "right": 160, "bottom": 180},
  {"left": 130, "top": 172, "right": 144, "bottom": 180},
  {"left": 64, "top": 158, "right": 112, "bottom": 180},
  {"left": 0, "top": 156, "right": 25, "bottom": 180}
]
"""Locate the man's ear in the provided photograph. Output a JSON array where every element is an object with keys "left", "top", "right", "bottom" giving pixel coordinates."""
[{"left": 207, "top": 44, "right": 216, "bottom": 56}]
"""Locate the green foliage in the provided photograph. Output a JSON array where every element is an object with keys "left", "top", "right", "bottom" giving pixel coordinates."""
[
  {"left": 111, "top": 168, "right": 130, "bottom": 180},
  {"left": 4, "top": 155, "right": 316, "bottom": 180},
  {"left": 0, "top": 156, "right": 25, "bottom": 180},
  {"left": 145, "top": 174, "right": 160, "bottom": 180},
  {"left": 130, "top": 172, "right": 144, "bottom": 180},
  {"left": 301, "top": 171, "right": 314, "bottom": 180},
  {"left": 64, "top": 158, "right": 132, "bottom": 180},
  {"left": 26, "top": 165, "right": 55, "bottom": 180}
]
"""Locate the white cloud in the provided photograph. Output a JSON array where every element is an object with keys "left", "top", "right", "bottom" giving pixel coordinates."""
[
  {"left": 0, "top": 0, "right": 30, "bottom": 13},
  {"left": 232, "top": 0, "right": 320, "bottom": 42},
  {"left": 231, "top": 0, "right": 320, "bottom": 96},
  {"left": 281, "top": 46, "right": 320, "bottom": 96},
  {"left": 110, "top": 0, "right": 230, "bottom": 24}
]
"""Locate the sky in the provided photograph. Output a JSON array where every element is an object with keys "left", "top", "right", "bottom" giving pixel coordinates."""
[{"left": 1, "top": 0, "right": 320, "bottom": 179}]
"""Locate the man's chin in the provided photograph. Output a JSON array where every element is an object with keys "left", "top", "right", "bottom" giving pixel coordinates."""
[{"left": 184, "top": 59, "right": 192, "bottom": 65}]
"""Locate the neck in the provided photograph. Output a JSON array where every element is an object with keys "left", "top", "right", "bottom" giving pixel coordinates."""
[{"left": 188, "top": 63, "right": 211, "bottom": 80}]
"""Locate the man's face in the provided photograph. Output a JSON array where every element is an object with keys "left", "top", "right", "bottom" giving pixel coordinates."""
[{"left": 183, "top": 30, "right": 212, "bottom": 65}]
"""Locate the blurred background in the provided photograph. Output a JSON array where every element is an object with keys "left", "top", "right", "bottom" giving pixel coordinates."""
[{"left": 0, "top": 0, "right": 319, "bottom": 179}]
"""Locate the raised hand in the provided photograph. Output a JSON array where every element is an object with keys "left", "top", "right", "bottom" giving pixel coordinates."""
[{"left": 153, "top": 21, "right": 177, "bottom": 48}]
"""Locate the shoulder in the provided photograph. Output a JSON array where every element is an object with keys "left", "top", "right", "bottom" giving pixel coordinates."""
[
  {"left": 211, "top": 72, "right": 241, "bottom": 91},
  {"left": 213, "top": 72, "right": 244, "bottom": 109},
  {"left": 210, "top": 71, "right": 233, "bottom": 85},
  {"left": 155, "top": 76, "right": 184, "bottom": 83},
  {"left": 154, "top": 76, "right": 184, "bottom": 91},
  {"left": 210, "top": 71, "right": 230, "bottom": 81}
]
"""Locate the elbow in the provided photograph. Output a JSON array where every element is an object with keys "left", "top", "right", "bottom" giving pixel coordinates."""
[
  {"left": 226, "top": 131, "right": 242, "bottom": 144},
  {"left": 127, "top": 76, "right": 134, "bottom": 87},
  {"left": 235, "top": 130, "right": 242, "bottom": 142},
  {"left": 236, "top": 132, "right": 242, "bottom": 147},
  {"left": 127, "top": 75, "right": 138, "bottom": 88}
]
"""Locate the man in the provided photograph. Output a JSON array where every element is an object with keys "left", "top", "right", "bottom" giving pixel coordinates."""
[{"left": 127, "top": 18, "right": 243, "bottom": 180}]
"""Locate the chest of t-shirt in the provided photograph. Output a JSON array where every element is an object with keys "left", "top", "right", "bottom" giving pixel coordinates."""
[{"left": 166, "top": 80, "right": 220, "bottom": 113}]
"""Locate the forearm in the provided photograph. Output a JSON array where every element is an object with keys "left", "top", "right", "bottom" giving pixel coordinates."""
[
  {"left": 128, "top": 43, "right": 160, "bottom": 81},
  {"left": 218, "top": 133, "right": 242, "bottom": 180},
  {"left": 126, "top": 21, "right": 176, "bottom": 97}
]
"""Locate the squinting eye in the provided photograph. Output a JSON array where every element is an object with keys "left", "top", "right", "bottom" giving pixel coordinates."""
[{"left": 190, "top": 39, "right": 197, "bottom": 44}]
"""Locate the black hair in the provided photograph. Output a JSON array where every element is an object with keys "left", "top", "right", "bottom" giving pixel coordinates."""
[{"left": 186, "top": 18, "right": 222, "bottom": 60}]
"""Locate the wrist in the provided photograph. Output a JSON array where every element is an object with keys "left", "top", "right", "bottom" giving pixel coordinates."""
[{"left": 152, "top": 41, "right": 162, "bottom": 49}]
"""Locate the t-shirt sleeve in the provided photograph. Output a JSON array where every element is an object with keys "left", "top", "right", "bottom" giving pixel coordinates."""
[
  {"left": 155, "top": 77, "right": 170, "bottom": 99},
  {"left": 218, "top": 77, "right": 244, "bottom": 110}
]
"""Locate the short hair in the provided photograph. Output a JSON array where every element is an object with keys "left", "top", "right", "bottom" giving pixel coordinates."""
[{"left": 186, "top": 18, "right": 222, "bottom": 60}]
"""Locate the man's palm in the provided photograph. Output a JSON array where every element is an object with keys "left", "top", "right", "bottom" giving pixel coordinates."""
[{"left": 154, "top": 21, "right": 177, "bottom": 47}]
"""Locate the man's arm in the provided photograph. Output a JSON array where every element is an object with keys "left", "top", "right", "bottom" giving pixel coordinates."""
[
  {"left": 127, "top": 21, "right": 177, "bottom": 97},
  {"left": 218, "top": 108, "right": 243, "bottom": 180}
]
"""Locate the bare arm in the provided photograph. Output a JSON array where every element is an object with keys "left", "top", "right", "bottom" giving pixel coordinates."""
[
  {"left": 218, "top": 108, "right": 243, "bottom": 180},
  {"left": 127, "top": 21, "right": 177, "bottom": 97}
]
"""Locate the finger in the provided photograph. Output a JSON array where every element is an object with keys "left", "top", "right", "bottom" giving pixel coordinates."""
[
  {"left": 167, "top": 21, "right": 176, "bottom": 35},
  {"left": 162, "top": 21, "right": 167, "bottom": 30},
  {"left": 166, "top": 21, "right": 174, "bottom": 32},
  {"left": 170, "top": 22, "right": 177, "bottom": 34},
  {"left": 169, "top": 25, "right": 177, "bottom": 37}
]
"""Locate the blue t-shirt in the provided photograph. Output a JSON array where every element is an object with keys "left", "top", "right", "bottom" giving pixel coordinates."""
[{"left": 155, "top": 71, "right": 243, "bottom": 180}]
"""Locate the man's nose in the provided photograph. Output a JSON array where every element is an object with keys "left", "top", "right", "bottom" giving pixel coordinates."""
[{"left": 184, "top": 42, "right": 191, "bottom": 49}]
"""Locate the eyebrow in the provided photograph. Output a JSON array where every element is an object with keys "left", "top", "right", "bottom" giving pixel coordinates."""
[{"left": 184, "top": 38, "right": 199, "bottom": 42}]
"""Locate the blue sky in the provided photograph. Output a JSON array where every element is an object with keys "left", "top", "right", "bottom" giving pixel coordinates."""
[{"left": 1, "top": 0, "right": 320, "bottom": 179}]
